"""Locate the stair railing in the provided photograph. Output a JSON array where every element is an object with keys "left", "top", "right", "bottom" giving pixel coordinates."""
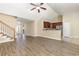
[{"left": 0, "top": 20, "right": 15, "bottom": 40}]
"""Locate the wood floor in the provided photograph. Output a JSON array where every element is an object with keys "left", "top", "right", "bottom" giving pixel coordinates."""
[{"left": 0, "top": 36, "right": 79, "bottom": 56}]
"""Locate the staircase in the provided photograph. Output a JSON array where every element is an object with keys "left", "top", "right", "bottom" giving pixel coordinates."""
[{"left": 0, "top": 20, "right": 15, "bottom": 43}]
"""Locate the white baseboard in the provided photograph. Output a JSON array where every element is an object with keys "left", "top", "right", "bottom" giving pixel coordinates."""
[
  {"left": 27, "top": 35, "right": 61, "bottom": 40},
  {"left": 63, "top": 36, "right": 79, "bottom": 39},
  {"left": 26, "top": 35, "right": 37, "bottom": 37},
  {"left": 39, "top": 35, "right": 61, "bottom": 40}
]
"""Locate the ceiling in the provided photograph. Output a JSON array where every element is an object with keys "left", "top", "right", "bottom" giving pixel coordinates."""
[
  {"left": 0, "top": 3, "right": 79, "bottom": 21},
  {"left": 48, "top": 3, "right": 79, "bottom": 15},
  {"left": 0, "top": 3, "right": 58, "bottom": 20}
]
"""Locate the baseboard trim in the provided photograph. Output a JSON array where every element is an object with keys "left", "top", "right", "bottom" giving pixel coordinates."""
[
  {"left": 63, "top": 36, "right": 79, "bottom": 39},
  {"left": 37, "top": 36, "right": 57, "bottom": 40},
  {"left": 26, "top": 35, "right": 61, "bottom": 41},
  {"left": 26, "top": 35, "right": 36, "bottom": 37}
]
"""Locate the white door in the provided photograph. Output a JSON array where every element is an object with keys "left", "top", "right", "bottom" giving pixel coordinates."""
[
  {"left": 63, "top": 22, "right": 71, "bottom": 38},
  {"left": 16, "top": 21, "right": 26, "bottom": 40}
]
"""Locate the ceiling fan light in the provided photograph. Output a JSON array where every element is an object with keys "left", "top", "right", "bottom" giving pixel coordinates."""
[{"left": 36, "top": 7, "right": 40, "bottom": 9}]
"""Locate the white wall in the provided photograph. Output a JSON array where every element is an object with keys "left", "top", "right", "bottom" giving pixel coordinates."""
[
  {"left": 26, "top": 17, "right": 61, "bottom": 40},
  {"left": 16, "top": 17, "right": 34, "bottom": 37},
  {"left": 26, "top": 21, "right": 35, "bottom": 36},
  {"left": 36, "top": 19, "right": 61, "bottom": 40},
  {"left": 63, "top": 12, "right": 79, "bottom": 39}
]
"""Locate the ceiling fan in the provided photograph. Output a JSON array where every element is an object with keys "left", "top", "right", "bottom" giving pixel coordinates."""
[{"left": 30, "top": 3, "right": 47, "bottom": 13}]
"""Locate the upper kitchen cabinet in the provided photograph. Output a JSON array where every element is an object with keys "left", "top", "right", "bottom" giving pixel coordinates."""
[{"left": 43, "top": 21, "right": 51, "bottom": 28}]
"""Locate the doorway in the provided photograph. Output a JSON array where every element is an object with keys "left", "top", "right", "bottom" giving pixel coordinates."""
[{"left": 16, "top": 20, "right": 26, "bottom": 41}]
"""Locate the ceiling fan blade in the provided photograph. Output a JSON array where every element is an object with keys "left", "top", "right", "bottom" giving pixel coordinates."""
[
  {"left": 40, "top": 7, "right": 46, "bottom": 10},
  {"left": 30, "top": 3, "right": 37, "bottom": 6},
  {"left": 38, "top": 9, "right": 40, "bottom": 13},
  {"left": 40, "top": 3, "right": 44, "bottom": 5},
  {"left": 31, "top": 7, "right": 36, "bottom": 10}
]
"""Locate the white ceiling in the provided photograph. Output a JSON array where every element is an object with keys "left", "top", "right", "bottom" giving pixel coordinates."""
[
  {"left": 0, "top": 3, "right": 79, "bottom": 21},
  {"left": 48, "top": 3, "right": 79, "bottom": 15},
  {"left": 0, "top": 3, "right": 58, "bottom": 20}
]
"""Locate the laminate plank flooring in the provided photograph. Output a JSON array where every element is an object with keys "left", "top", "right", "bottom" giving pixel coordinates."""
[{"left": 0, "top": 36, "right": 79, "bottom": 56}]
